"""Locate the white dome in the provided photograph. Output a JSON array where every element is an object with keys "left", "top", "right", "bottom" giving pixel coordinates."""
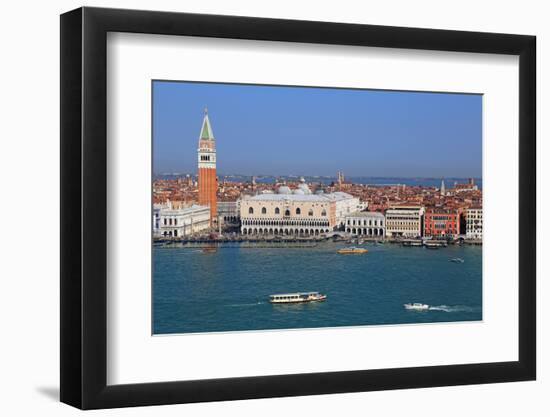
[
  {"left": 278, "top": 185, "right": 292, "bottom": 194},
  {"left": 298, "top": 183, "right": 312, "bottom": 194}
]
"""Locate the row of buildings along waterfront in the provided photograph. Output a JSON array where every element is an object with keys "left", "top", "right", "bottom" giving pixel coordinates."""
[
  {"left": 153, "top": 110, "right": 483, "bottom": 240},
  {"left": 343, "top": 205, "right": 482, "bottom": 240}
]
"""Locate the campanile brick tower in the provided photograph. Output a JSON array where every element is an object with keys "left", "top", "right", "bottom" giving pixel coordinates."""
[{"left": 197, "top": 108, "right": 217, "bottom": 225}]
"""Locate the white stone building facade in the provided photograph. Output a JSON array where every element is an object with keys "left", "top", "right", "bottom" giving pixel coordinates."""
[
  {"left": 385, "top": 206, "right": 425, "bottom": 238},
  {"left": 217, "top": 201, "right": 240, "bottom": 225},
  {"left": 155, "top": 203, "right": 210, "bottom": 238},
  {"left": 466, "top": 207, "right": 483, "bottom": 239},
  {"left": 345, "top": 211, "right": 385, "bottom": 237},
  {"left": 239, "top": 185, "right": 359, "bottom": 236},
  {"left": 323, "top": 191, "right": 364, "bottom": 227}
]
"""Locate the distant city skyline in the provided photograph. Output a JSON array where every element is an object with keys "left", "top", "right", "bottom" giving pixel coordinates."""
[{"left": 153, "top": 81, "right": 482, "bottom": 178}]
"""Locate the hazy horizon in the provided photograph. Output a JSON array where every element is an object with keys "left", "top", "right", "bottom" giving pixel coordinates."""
[{"left": 154, "top": 172, "right": 481, "bottom": 180}]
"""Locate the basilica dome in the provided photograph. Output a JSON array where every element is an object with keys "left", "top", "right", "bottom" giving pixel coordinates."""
[
  {"left": 297, "top": 183, "right": 312, "bottom": 194},
  {"left": 277, "top": 185, "right": 292, "bottom": 195}
]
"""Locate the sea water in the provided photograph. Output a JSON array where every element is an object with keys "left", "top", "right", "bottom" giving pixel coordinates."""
[{"left": 153, "top": 242, "right": 482, "bottom": 334}]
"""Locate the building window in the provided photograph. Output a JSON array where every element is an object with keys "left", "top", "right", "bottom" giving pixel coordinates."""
[
  {"left": 308, "top": 209, "right": 313, "bottom": 216},
  {"left": 296, "top": 208, "right": 301, "bottom": 215},
  {"left": 261, "top": 207, "right": 267, "bottom": 214},
  {"left": 321, "top": 209, "right": 327, "bottom": 216},
  {"left": 275, "top": 207, "right": 280, "bottom": 214},
  {"left": 249, "top": 207, "right": 254, "bottom": 214},
  {"left": 285, "top": 209, "right": 290, "bottom": 216},
  {"left": 163, "top": 218, "right": 167, "bottom": 225},
  {"left": 174, "top": 219, "right": 178, "bottom": 226}
]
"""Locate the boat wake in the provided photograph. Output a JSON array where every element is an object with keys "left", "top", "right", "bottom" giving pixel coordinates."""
[
  {"left": 428, "top": 305, "right": 480, "bottom": 313},
  {"left": 226, "top": 302, "right": 265, "bottom": 307}
]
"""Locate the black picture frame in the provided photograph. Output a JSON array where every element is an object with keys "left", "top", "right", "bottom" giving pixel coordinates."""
[{"left": 60, "top": 6, "right": 536, "bottom": 410}]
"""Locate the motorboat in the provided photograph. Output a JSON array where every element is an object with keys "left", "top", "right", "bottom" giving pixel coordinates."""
[
  {"left": 337, "top": 247, "right": 368, "bottom": 254},
  {"left": 404, "top": 303, "right": 430, "bottom": 310},
  {"left": 449, "top": 257, "right": 465, "bottom": 263}
]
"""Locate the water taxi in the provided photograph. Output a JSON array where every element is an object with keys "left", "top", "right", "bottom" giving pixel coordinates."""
[
  {"left": 404, "top": 303, "right": 430, "bottom": 311},
  {"left": 449, "top": 257, "right": 465, "bottom": 263},
  {"left": 269, "top": 292, "right": 327, "bottom": 304},
  {"left": 337, "top": 247, "right": 368, "bottom": 254}
]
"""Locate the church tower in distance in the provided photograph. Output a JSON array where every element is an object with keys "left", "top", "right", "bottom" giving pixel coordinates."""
[{"left": 197, "top": 108, "right": 217, "bottom": 225}]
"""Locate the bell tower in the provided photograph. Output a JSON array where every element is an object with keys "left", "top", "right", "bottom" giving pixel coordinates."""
[{"left": 197, "top": 108, "right": 217, "bottom": 225}]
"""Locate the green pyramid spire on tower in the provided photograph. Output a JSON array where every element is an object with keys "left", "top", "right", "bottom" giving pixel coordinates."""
[{"left": 200, "top": 107, "right": 215, "bottom": 141}]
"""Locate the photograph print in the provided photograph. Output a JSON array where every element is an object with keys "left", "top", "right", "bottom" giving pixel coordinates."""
[{"left": 152, "top": 81, "right": 483, "bottom": 335}]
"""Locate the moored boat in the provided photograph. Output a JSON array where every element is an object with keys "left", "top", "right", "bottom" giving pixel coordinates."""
[
  {"left": 404, "top": 302, "right": 430, "bottom": 311},
  {"left": 425, "top": 241, "right": 447, "bottom": 248},
  {"left": 270, "top": 292, "right": 327, "bottom": 304},
  {"left": 337, "top": 247, "right": 368, "bottom": 254}
]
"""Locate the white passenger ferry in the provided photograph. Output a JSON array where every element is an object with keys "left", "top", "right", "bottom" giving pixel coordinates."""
[{"left": 269, "top": 292, "right": 327, "bottom": 304}]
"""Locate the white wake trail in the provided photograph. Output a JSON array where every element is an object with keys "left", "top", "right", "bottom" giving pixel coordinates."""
[
  {"left": 226, "top": 302, "right": 265, "bottom": 307},
  {"left": 428, "top": 305, "right": 478, "bottom": 313}
]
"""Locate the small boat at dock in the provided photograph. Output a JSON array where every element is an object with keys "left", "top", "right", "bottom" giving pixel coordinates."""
[
  {"left": 402, "top": 239, "right": 423, "bottom": 247},
  {"left": 202, "top": 247, "right": 217, "bottom": 253},
  {"left": 404, "top": 303, "right": 430, "bottom": 311},
  {"left": 337, "top": 247, "right": 368, "bottom": 254},
  {"left": 425, "top": 244, "right": 440, "bottom": 249},
  {"left": 270, "top": 292, "right": 327, "bottom": 304},
  {"left": 425, "top": 241, "right": 447, "bottom": 249}
]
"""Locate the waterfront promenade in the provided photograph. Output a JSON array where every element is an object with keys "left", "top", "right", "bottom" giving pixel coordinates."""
[{"left": 153, "top": 233, "right": 482, "bottom": 246}]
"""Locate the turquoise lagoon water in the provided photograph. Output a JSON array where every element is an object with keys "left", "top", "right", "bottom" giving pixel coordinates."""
[{"left": 153, "top": 242, "right": 482, "bottom": 334}]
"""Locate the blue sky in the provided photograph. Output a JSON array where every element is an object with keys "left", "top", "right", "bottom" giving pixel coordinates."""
[{"left": 153, "top": 81, "right": 482, "bottom": 178}]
